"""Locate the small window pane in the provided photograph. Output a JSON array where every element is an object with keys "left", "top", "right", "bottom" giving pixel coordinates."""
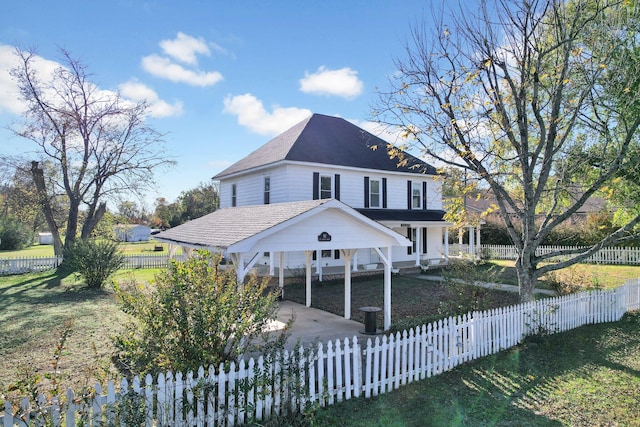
[
  {"left": 320, "top": 175, "right": 332, "bottom": 199},
  {"left": 412, "top": 182, "right": 421, "bottom": 209},
  {"left": 370, "top": 179, "right": 380, "bottom": 208}
]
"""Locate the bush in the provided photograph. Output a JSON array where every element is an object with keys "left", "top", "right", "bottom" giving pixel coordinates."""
[
  {"left": 113, "top": 250, "right": 283, "bottom": 375},
  {"left": 64, "top": 239, "right": 124, "bottom": 288},
  {"left": 544, "top": 266, "right": 602, "bottom": 296},
  {"left": 0, "top": 217, "right": 34, "bottom": 250}
]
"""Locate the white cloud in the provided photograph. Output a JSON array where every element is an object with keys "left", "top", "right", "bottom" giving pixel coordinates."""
[
  {"left": 299, "top": 66, "right": 364, "bottom": 99},
  {"left": 142, "top": 54, "right": 223, "bottom": 87},
  {"left": 119, "top": 80, "right": 183, "bottom": 118},
  {"left": 0, "top": 44, "right": 59, "bottom": 115},
  {"left": 223, "top": 93, "right": 312, "bottom": 136},
  {"left": 159, "top": 32, "right": 210, "bottom": 65},
  {"left": 142, "top": 33, "right": 225, "bottom": 87}
]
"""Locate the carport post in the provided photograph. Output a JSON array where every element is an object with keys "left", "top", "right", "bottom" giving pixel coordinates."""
[
  {"left": 305, "top": 250, "right": 313, "bottom": 307},
  {"left": 341, "top": 249, "right": 357, "bottom": 320},
  {"left": 384, "top": 246, "right": 392, "bottom": 330}
]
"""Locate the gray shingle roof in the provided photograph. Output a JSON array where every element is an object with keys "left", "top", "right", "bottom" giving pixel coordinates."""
[
  {"left": 214, "top": 113, "right": 437, "bottom": 179},
  {"left": 154, "top": 199, "right": 331, "bottom": 249}
]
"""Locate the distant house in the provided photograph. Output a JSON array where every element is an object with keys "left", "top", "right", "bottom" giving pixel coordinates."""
[
  {"left": 38, "top": 232, "right": 53, "bottom": 245},
  {"left": 114, "top": 224, "right": 151, "bottom": 242}
]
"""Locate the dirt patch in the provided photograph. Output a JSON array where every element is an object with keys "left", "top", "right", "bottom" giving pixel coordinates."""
[{"left": 283, "top": 274, "right": 520, "bottom": 328}]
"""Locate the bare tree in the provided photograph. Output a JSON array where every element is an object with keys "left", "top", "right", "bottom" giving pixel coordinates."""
[
  {"left": 11, "top": 48, "right": 175, "bottom": 256},
  {"left": 375, "top": 0, "right": 640, "bottom": 301}
]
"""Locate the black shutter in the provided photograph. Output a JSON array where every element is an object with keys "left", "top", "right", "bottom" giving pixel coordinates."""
[
  {"left": 364, "top": 177, "right": 370, "bottom": 208},
  {"left": 407, "top": 180, "right": 412, "bottom": 209},
  {"left": 313, "top": 172, "right": 319, "bottom": 200},
  {"left": 382, "top": 178, "right": 387, "bottom": 208},
  {"left": 423, "top": 182, "right": 427, "bottom": 210},
  {"left": 335, "top": 174, "right": 340, "bottom": 200},
  {"left": 312, "top": 250, "right": 317, "bottom": 261},
  {"left": 334, "top": 249, "right": 340, "bottom": 259},
  {"left": 422, "top": 228, "right": 428, "bottom": 254},
  {"left": 407, "top": 227, "right": 412, "bottom": 255}
]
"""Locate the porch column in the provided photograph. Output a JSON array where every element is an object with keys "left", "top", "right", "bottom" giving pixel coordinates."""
[
  {"left": 415, "top": 227, "right": 421, "bottom": 266},
  {"left": 476, "top": 225, "right": 481, "bottom": 255},
  {"left": 373, "top": 246, "right": 393, "bottom": 331},
  {"left": 278, "top": 251, "right": 285, "bottom": 289},
  {"left": 305, "top": 250, "right": 313, "bottom": 307},
  {"left": 444, "top": 228, "right": 450, "bottom": 260},
  {"left": 317, "top": 252, "right": 323, "bottom": 282},
  {"left": 269, "top": 252, "right": 275, "bottom": 276},
  {"left": 469, "top": 226, "right": 475, "bottom": 257},
  {"left": 384, "top": 246, "right": 392, "bottom": 331},
  {"left": 352, "top": 251, "right": 359, "bottom": 271},
  {"left": 341, "top": 249, "right": 357, "bottom": 320}
]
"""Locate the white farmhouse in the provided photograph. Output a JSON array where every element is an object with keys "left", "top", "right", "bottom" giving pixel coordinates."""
[{"left": 155, "top": 114, "right": 452, "bottom": 329}]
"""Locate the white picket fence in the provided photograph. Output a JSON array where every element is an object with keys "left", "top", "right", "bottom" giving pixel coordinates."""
[
  {"left": 0, "top": 254, "right": 178, "bottom": 276},
  {"left": 3, "top": 278, "right": 640, "bottom": 426},
  {"left": 452, "top": 244, "right": 640, "bottom": 265}
]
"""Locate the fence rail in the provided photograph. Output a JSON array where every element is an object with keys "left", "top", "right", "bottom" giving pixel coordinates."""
[
  {"left": 3, "top": 278, "right": 640, "bottom": 426},
  {"left": 451, "top": 244, "right": 640, "bottom": 265}
]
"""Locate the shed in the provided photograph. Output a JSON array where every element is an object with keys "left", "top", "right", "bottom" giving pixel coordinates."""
[
  {"left": 114, "top": 224, "right": 151, "bottom": 242},
  {"left": 38, "top": 232, "right": 53, "bottom": 245}
]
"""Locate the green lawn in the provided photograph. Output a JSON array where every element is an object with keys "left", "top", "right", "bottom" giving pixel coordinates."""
[
  {"left": 0, "top": 269, "right": 163, "bottom": 392},
  {"left": 0, "top": 240, "right": 174, "bottom": 258},
  {"left": 452, "top": 260, "right": 640, "bottom": 290},
  {"left": 1, "top": 262, "right": 640, "bottom": 425},
  {"left": 311, "top": 312, "right": 640, "bottom": 426}
]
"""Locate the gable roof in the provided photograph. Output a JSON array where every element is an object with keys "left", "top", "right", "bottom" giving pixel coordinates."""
[
  {"left": 213, "top": 113, "right": 438, "bottom": 179},
  {"left": 154, "top": 198, "right": 410, "bottom": 253}
]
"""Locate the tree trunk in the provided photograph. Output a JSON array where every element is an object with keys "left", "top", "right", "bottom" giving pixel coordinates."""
[
  {"left": 81, "top": 201, "right": 107, "bottom": 240},
  {"left": 64, "top": 200, "right": 80, "bottom": 252},
  {"left": 515, "top": 248, "right": 537, "bottom": 303},
  {"left": 30, "top": 162, "right": 64, "bottom": 257}
]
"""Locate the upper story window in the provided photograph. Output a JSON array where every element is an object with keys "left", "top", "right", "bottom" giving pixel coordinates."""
[
  {"left": 231, "top": 183, "right": 237, "bottom": 207},
  {"left": 370, "top": 179, "right": 381, "bottom": 208},
  {"left": 320, "top": 175, "right": 332, "bottom": 199},
  {"left": 313, "top": 172, "right": 340, "bottom": 200},
  {"left": 412, "top": 182, "right": 422, "bottom": 209},
  {"left": 264, "top": 177, "right": 270, "bottom": 204}
]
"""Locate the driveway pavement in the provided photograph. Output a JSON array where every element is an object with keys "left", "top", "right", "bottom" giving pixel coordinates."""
[{"left": 271, "top": 300, "right": 375, "bottom": 350}]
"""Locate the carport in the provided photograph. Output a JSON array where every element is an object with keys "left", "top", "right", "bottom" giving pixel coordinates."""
[{"left": 154, "top": 198, "right": 411, "bottom": 330}]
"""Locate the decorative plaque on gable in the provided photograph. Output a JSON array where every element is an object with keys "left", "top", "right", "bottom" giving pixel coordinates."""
[{"left": 317, "top": 231, "right": 332, "bottom": 242}]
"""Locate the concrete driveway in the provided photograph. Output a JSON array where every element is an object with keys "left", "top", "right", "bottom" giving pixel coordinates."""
[{"left": 270, "top": 300, "right": 376, "bottom": 350}]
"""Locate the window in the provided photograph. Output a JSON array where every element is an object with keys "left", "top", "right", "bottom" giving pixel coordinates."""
[
  {"left": 407, "top": 227, "right": 417, "bottom": 255},
  {"left": 412, "top": 182, "right": 422, "bottom": 209},
  {"left": 370, "top": 179, "right": 380, "bottom": 208},
  {"left": 321, "top": 249, "right": 332, "bottom": 258},
  {"left": 320, "top": 175, "right": 332, "bottom": 199},
  {"left": 264, "top": 177, "right": 270, "bottom": 204},
  {"left": 231, "top": 183, "right": 237, "bottom": 207}
]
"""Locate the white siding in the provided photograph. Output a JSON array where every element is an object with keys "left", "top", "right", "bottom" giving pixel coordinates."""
[{"left": 218, "top": 162, "right": 443, "bottom": 211}]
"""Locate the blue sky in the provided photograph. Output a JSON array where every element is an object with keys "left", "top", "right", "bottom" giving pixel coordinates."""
[{"left": 0, "top": 1, "right": 440, "bottom": 210}]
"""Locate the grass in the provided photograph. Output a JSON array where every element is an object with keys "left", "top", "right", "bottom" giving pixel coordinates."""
[
  {"left": 456, "top": 260, "right": 640, "bottom": 290},
  {"left": 1, "top": 261, "right": 640, "bottom": 424},
  {"left": 0, "top": 240, "right": 174, "bottom": 258},
  {"left": 310, "top": 312, "right": 640, "bottom": 426},
  {"left": 0, "top": 268, "right": 163, "bottom": 392}
]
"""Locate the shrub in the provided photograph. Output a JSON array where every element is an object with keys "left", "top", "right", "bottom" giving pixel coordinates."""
[
  {"left": 544, "top": 267, "right": 603, "bottom": 296},
  {"left": 64, "top": 239, "right": 124, "bottom": 288},
  {"left": 0, "top": 217, "right": 34, "bottom": 250},
  {"left": 113, "top": 250, "right": 284, "bottom": 375}
]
